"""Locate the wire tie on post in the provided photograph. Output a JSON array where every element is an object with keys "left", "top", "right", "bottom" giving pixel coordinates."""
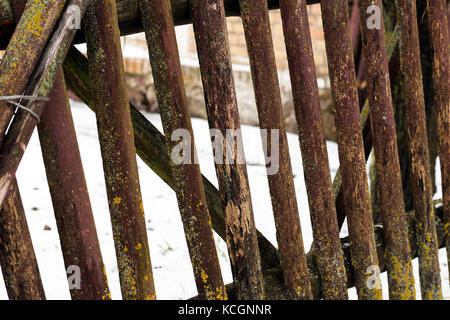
[{"left": 0, "top": 95, "right": 50, "bottom": 123}]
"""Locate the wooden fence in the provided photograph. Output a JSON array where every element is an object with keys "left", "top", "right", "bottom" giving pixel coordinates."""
[{"left": 0, "top": 0, "right": 448, "bottom": 300}]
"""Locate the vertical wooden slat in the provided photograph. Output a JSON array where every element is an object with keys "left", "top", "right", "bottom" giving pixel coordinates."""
[
  {"left": 277, "top": 0, "right": 348, "bottom": 299},
  {"left": 38, "top": 71, "right": 111, "bottom": 300},
  {"left": 395, "top": 0, "right": 442, "bottom": 300},
  {"left": 427, "top": 0, "right": 450, "bottom": 282},
  {"left": 0, "top": 180, "right": 45, "bottom": 300},
  {"left": 0, "top": 0, "right": 90, "bottom": 209},
  {"left": 0, "top": 0, "right": 66, "bottom": 138},
  {"left": 189, "top": 0, "right": 265, "bottom": 299},
  {"left": 358, "top": 0, "right": 415, "bottom": 299},
  {"left": 320, "top": 0, "right": 382, "bottom": 300},
  {"left": 238, "top": 0, "right": 312, "bottom": 300},
  {"left": 139, "top": 0, "right": 227, "bottom": 300},
  {"left": 83, "top": 0, "right": 156, "bottom": 300}
]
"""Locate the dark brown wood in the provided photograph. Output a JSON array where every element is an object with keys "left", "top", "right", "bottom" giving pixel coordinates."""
[
  {"left": 321, "top": 0, "right": 382, "bottom": 300},
  {"left": 189, "top": 0, "right": 265, "bottom": 300},
  {"left": 139, "top": 0, "right": 226, "bottom": 300},
  {"left": 238, "top": 0, "right": 312, "bottom": 300},
  {"left": 278, "top": 0, "right": 347, "bottom": 299},
  {"left": 83, "top": 0, "right": 156, "bottom": 300},
  {"left": 38, "top": 71, "right": 111, "bottom": 300},
  {"left": 62, "top": 45, "right": 448, "bottom": 300},
  {"left": 427, "top": 0, "right": 450, "bottom": 282},
  {"left": 358, "top": 0, "right": 415, "bottom": 299},
  {"left": 0, "top": 180, "right": 45, "bottom": 300},
  {"left": 395, "top": 0, "right": 443, "bottom": 300}
]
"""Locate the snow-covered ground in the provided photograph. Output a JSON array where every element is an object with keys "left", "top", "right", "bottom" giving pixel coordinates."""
[{"left": 2, "top": 100, "right": 448, "bottom": 300}]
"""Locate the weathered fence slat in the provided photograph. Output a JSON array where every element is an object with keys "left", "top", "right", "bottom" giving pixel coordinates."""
[
  {"left": 358, "top": 0, "right": 415, "bottom": 299},
  {"left": 278, "top": 0, "right": 347, "bottom": 299},
  {"left": 62, "top": 46, "right": 281, "bottom": 277},
  {"left": 395, "top": 0, "right": 442, "bottom": 300},
  {"left": 239, "top": 0, "right": 312, "bottom": 300},
  {"left": 139, "top": 0, "right": 226, "bottom": 300},
  {"left": 189, "top": 0, "right": 265, "bottom": 300},
  {"left": 427, "top": 0, "right": 450, "bottom": 281},
  {"left": 0, "top": 1, "right": 325, "bottom": 50},
  {"left": 0, "top": 180, "right": 45, "bottom": 300},
  {"left": 0, "top": 0, "right": 90, "bottom": 210},
  {"left": 38, "top": 71, "right": 111, "bottom": 300},
  {"left": 321, "top": 0, "right": 382, "bottom": 300},
  {"left": 83, "top": 0, "right": 156, "bottom": 300}
]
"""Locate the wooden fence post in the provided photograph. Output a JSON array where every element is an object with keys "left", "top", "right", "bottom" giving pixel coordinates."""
[
  {"left": 238, "top": 0, "right": 313, "bottom": 300},
  {"left": 358, "top": 0, "right": 415, "bottom": 299},
  {"left": 278, "top": 0, "right": 348, "bottom": 300},
  {"left": 0, "top": 180, "right": 45, "bottom": 299},
  {"left": 427, "top": 0, "right": 450, "bottom": 282},
  {"left": 189, "top": 0, "right": 265, "bottom": 300},
  {"left": 83, "top": 0, "right": 156, "bottom": 300},
  {"left": 395, "top": 0, "right": 442, "bottom": 299},
  {"left": 139, "top": 0, "right": 227, "bottom": 300},
  {"left": 321, "top": 0, "right": 382, "bottom": 300}
]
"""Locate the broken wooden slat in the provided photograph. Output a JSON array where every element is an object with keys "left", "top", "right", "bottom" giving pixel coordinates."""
[
  {"left": 189, "top": 0, "right": 265, "bottom": 300},
  {"left": 83, "top": 0, "right": 156, "bottom": 300},
  {"left": 139, "top": 0, "right": 226, "bottom": 300},
  {"left": 427, "top": 0, "right": 450, "bottom": 281},
  {"left": 0, "top": 180, "right": 45, "bottom": 300},
  {"left": 395, "top": 0, "right": 442, "bottom": 300},
  {"left": 279, "top": 0, "right": 348, "bottom": 299},
  {"left": 358, "top": 0, "right": 415, "bottom": 300},
  {"left": 239, "top": 0, "right": 313, "bottom": 300},
  {"left": 321, "top": 0, "right": 382, "bottom": 300},
  {"left": 38, "top": 71, "right": 111, "bottom": 300}
]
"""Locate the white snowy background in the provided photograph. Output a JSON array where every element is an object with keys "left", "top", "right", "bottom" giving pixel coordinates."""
[{"left": 0, "top": 99, "right": 447, "bottom": 300}]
